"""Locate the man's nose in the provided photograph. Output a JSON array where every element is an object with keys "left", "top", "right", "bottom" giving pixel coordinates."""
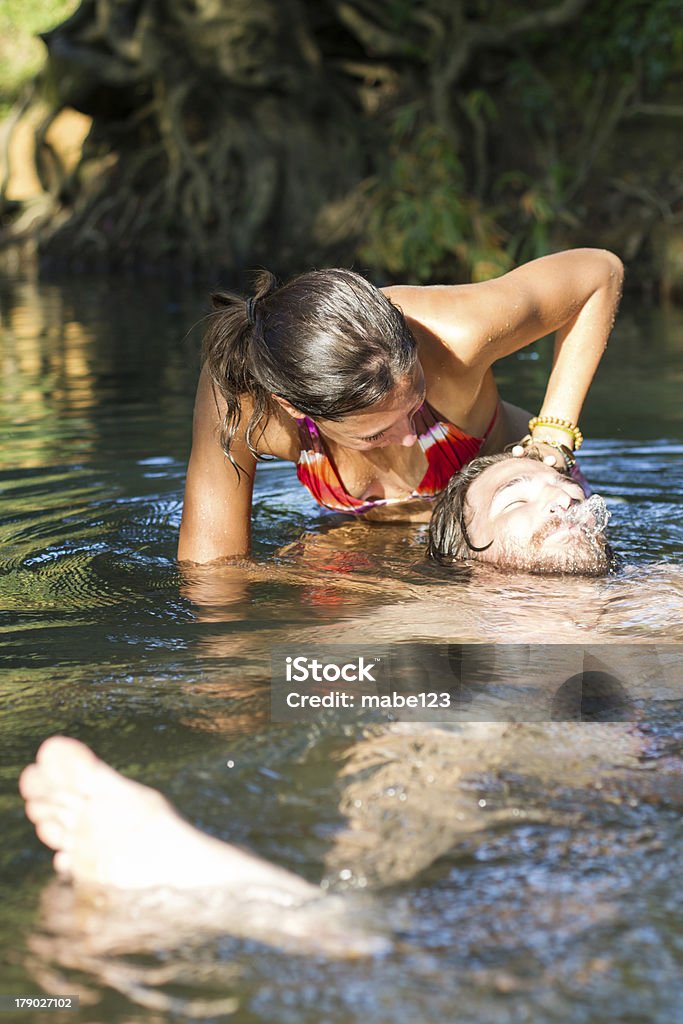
[{"left": 547, "top": 491, "right": 580, "bottom": 515}]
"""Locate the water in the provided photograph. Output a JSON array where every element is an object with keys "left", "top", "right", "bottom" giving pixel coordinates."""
[
  {"left": 559, "top": 493, "right": 611, "bottom": 535},
  {"left": 1, "top": 275, "right": 681, "bottom": 1022}
]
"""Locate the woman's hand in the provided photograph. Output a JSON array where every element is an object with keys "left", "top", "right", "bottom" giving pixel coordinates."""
[{"left": 510, "top": 440, "right": 571, "bottom": 473}]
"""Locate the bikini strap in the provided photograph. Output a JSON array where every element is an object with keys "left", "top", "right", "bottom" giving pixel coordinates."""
[
  {"left": 295, "top": 415, "right": 323, "bottom": 454},
  {"left": 483, "top": 402, "right": 500, "bottom": 438}
]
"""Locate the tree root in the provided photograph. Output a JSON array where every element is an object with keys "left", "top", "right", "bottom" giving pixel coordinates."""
[{"left": 0, "top": 0, "right": 681, "bottom": 287}]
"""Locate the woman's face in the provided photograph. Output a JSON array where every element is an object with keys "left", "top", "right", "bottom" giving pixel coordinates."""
[{"left": 315, "top": 364, "right": 426, "bottom": 451}]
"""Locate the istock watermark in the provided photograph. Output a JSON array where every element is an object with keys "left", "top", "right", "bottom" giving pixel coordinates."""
[
  {"left": 271, "top": 643, "right": 681, "bottom": 724},
  {"left": 272, "top": 646, "right": 391, "bottom": 720},
  {"left": 285, "top": 655, "right": 380, "bottom": 684}
]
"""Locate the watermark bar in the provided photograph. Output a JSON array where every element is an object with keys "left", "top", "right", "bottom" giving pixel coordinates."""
[
  {"left": 271, "top": 643, "right": 681, "bottom": 723},
  {"left": 0, "top": 996, "right": 80, "bottom": 1011}
]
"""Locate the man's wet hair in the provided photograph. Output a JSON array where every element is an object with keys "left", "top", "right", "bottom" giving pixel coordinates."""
[{"left": 427, "top": 450, "right": 544, "bottom": 565}]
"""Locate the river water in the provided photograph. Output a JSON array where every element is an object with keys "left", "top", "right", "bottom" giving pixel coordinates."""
[{"left": 0, "top": 274, "right": 681, "bottom": 1022}]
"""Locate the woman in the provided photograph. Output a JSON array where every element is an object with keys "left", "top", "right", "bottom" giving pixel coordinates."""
[{"left": 178, "top": 249, "right": 623, "bottom": 563}]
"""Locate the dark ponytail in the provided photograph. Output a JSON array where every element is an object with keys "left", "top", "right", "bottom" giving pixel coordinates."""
[
  {"left": 203, "top": 267, "right": 418, "bottom": 472},
  {"left": 202, "top": 270, "right": 279, "bottom": 471}
]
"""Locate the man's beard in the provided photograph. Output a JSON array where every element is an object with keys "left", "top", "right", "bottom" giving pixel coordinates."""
[{"left": 494, "top": 518, "right": 614, "bottom": 576}]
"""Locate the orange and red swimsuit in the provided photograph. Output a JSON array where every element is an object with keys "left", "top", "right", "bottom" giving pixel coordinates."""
[{"left": 295, "top": 401, "right": 499, "bottom": 514}]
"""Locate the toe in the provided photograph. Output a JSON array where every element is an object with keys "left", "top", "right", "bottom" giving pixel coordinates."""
[
  {"left": 36, "top": 737, "right": 101, "bottom": 796},
  {"left": 37, "top": 736, "right": 97, "bottom": 772},
  {"left": 20, "top": 761, "right": 86, "bottom": 818},
  {"left": 34, "top": 817, "right": 67, "bottom": 852},
  {"left": 53, "top": 851, "right": 73, "bottom": 878},
  {"left": 25, "top": 798, "right": 77, "bottom": 835},
  {"left": 18, "top": 763, "right": 45, "bottom": 800}
]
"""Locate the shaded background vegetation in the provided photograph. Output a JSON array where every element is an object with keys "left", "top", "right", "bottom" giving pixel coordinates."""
[{"left": 1, "top": 0, "right": 682, "bottom": 294}]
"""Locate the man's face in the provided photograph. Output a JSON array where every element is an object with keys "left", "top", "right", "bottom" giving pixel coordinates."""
[{"left": 464, "top": 458, "right": 612, "bottom": 575}]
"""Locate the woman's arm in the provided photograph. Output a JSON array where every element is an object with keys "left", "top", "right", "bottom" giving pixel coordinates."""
[
  {"left": 387, "top": 248, "right": 624, "bottom": 436},
  {"left": 478, "top": 248, "right": 624, "bottom": 429},
  {"left": 178, "top": 366, "right": 257, "bottom": 564}
]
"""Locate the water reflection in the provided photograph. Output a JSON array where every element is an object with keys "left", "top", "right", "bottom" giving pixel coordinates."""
[
  {"left": 1, "top": 282, "right": 97, "bottom": 468},
  {"left": 0, "top": 275, "right": 200, "bottom": 472}
]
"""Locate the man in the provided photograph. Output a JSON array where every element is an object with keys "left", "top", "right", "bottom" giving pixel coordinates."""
[{"left": 428, "top": 451, "right": 614, "bottom": 575}]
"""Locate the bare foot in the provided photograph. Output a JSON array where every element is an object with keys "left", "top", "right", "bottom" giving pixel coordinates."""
[{"left": 19, "top": 736, "right": 316, "bottom": 904}]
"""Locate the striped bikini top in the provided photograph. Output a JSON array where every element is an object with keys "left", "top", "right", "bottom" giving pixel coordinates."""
[{"left": 295, "top": 401, "right": 499, "bottom": 514}]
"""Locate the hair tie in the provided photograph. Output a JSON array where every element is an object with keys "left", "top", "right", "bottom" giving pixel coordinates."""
[{"left": 246, "top": 296, "right": 257, "bottom": 325}]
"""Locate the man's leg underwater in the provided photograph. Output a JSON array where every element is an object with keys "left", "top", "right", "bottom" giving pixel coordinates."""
[
  {"left": 19, "top": 736, "right": 387, "bottom": 956},
  {"left": 20, "top": 736, "right": 316, "bottom": 899}
]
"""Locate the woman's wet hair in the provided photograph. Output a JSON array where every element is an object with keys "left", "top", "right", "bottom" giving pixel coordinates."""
[
  {"left": 427, "top": 450, "right": 544, "bottom": 564},
  {"left": 203, "top": 269, "right": 418, "bottom": 469}
]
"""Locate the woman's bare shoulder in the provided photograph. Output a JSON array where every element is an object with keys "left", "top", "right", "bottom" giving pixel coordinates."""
[{"left": 381, "top": 282, "right": 488, "bottom": 361}]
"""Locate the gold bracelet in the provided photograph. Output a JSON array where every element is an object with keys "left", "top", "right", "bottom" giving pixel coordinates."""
[{"left": 528, "top": 415, "right": 583, "bottom": 451}]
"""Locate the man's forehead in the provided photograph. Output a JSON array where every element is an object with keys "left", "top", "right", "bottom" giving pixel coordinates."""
[{"left": 466, "top": 458, "right": 554, "bottom": 516}]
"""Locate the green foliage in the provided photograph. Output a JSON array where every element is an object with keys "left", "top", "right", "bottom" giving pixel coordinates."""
[
  {"left": 359, "top": 0, "right": 683, "bottom": 283},
  {"left": 359, "top": 121, "right": 513, "bottom": 282},
  {"left": 0, "top": 0, "right": 78, "bottom": 115},
  {"left": 565, "top": 0, "right": 683, "bottom": 86}
]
